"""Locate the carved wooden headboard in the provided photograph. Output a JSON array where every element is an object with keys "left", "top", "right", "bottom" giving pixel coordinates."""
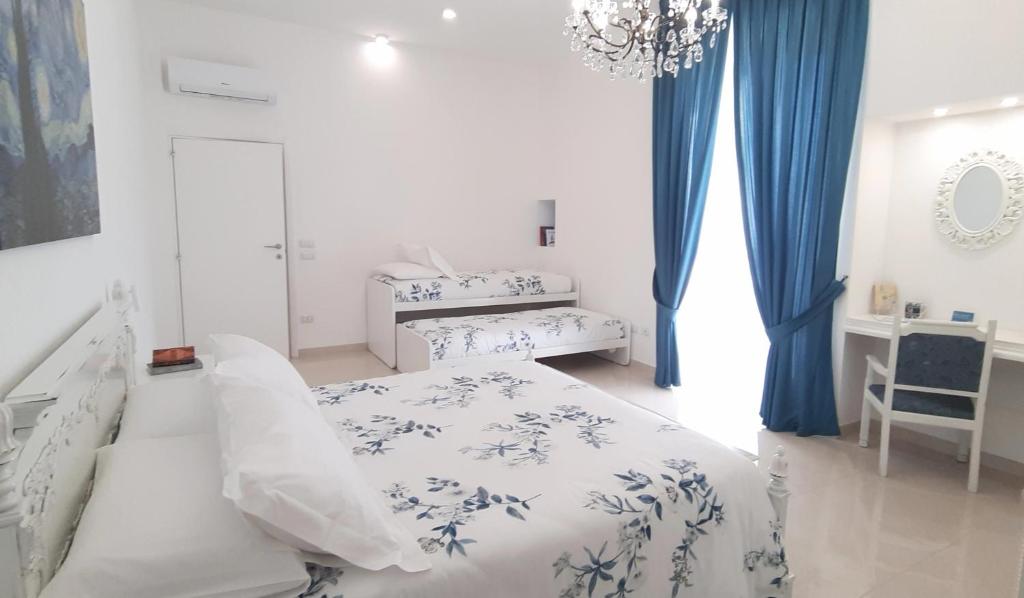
[{"left": 0, "top": 301, "right": 135, "bottom": 598}]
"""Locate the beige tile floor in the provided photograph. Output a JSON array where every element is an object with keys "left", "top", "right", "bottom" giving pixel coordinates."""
[{"left": 293, "top": 349, "right": 1024, "bottom": 598}]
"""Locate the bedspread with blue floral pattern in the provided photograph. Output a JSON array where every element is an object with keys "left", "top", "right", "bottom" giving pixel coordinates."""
[
  {"left": 403, "top": 307, "right": 626, "bottom": 362},
  {"left": 303, "top": 361, "right": 788, "bottom": 598},
  {"left": 374, "top": 270, "right": 573, "bottom": 302}
]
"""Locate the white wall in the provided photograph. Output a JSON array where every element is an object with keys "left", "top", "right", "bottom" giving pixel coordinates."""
[
  {"left": 0, "top": 0, "right": 153, "bottom": 398},
  {"left": 131, "top": 1, "right": 554, "bottom": 353},
  {"left": 128, "top": 0, "right": 663, "bottom": 365},
  {"left": 865, "top": 0, "right": 1024, "bottom": 119},
  {"left": 841, "top": 106, "right": 1024, "bottom": 462},
  {"left": 536, "top": 59, "right": 656, "bottom": 366}
]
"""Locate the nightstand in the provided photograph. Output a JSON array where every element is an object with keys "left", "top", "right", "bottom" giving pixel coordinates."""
[{"left": 136, "top": 354, "right": 213, "bottom": 386}]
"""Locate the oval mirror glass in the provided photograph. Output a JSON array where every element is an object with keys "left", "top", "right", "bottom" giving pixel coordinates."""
[{"left": 953, "top": 165, "right": 1004, "bottom": 232}]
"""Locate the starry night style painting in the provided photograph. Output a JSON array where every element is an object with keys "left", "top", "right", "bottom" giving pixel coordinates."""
[{"left": 0, "top": 0, "right": 99, "bottom": 250}]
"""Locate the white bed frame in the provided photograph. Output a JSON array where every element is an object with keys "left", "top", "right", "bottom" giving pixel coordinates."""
[
  {"left": 395, "top": 319, "right": 631, "bottom": 373},
  {"left": 0, "top": 301, "right": 134, "bottom": 598},
  {"left": 0, "top": 297, "right": 795, "bottom": 598},
  {"left": 368, "top": 276, "right": 583, "bottom": 368}
]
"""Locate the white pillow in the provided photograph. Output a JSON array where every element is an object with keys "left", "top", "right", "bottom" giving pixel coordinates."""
[
  {"left": 42, "top": 435, "right": 310, "bottom": 598},
  {"left": 209, "top": 333, "right": 317, "bottom": 409},
  {"left": 373, "top": 261, "right": 443, "bottom": 280},
  {"left": 399, "top": 243, "right": 458, "bottom": 279},
  {"left": 210, "top": 374, "right": 431, "bottom": 573},
  {"left": 118, "top": 377, "right": 216, "bottom": 440}
]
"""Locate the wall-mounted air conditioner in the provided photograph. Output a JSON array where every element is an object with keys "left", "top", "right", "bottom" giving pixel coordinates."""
[{"left": 165, "top": 57, "right": 276, "bottom": 105}]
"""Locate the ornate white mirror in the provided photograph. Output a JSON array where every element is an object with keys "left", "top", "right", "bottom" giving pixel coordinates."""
[{"left": 936, "top": 150, "right": 1024, "bottom": 249}]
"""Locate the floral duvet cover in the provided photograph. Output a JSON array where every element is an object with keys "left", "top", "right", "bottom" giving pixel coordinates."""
[
  {"left": 403, "top": 307, "right": 626, "bottom": 362},
  {"left": 375, "top": 270, "right": 573, "bottom": 303},
  {"left": 304, "top": 361, "right": 788, "bottom": 598}
]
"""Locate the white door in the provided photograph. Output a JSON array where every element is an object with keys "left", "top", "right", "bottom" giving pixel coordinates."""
[{"left": 172, "top": 138, "right": 290, "bottom": 356}]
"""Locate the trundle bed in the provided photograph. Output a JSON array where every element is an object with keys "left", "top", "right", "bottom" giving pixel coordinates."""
[
  {"left": 0, "top": 300, "right": 796, "bottom": 598},
  {"left": 396, "top": 307, "right": 631, "bottom": 372},
  {"left": 367, "top": 270, "right": 583, "bottom": 368}
]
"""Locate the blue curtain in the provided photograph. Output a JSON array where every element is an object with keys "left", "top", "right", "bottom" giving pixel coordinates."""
[
  {"left": 651, "top": 27, "right": 730, "bottom": 388},
  {"left": 733, "top": 0, "right": 869, "bottom": 435}
]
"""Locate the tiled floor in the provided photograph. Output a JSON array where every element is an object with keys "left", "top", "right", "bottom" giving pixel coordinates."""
[{"left": 293, "top": 349, "right": 1024, "bottom": 598}]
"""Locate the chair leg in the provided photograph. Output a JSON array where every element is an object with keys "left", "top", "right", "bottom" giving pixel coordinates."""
[
  {"left": 967, "top": 429, "right": 982, "bottom": 493},
  {"left": 879, "top": 417, "right": 891, "bottom": 478},
  {"left": 859, "top": 396, "right": 871, "bottom": 448},
  {"left": 956, "top": 431, "right": 970, "bottom": 464}
]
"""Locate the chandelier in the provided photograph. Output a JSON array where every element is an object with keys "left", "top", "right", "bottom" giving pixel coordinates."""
[{"left": 564, "top": 0, "right": 729, "bottom": 81}]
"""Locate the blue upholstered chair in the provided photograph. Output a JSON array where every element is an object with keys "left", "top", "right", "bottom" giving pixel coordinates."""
[{"left": 859, "top": 318, "right": 996, "bottom": 492}]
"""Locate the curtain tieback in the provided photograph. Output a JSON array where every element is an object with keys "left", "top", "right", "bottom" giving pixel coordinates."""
[{"left": 766, "top": 277, "right": 848, "bottom": 344}]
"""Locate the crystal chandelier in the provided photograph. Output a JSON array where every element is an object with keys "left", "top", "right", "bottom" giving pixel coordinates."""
[{"left": 564, "top": 0, "right": 729, "bottom": 81}]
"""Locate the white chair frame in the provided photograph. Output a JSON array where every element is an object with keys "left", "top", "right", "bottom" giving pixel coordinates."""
[{"left": 859, "top": 318, "right": 996, "bottom": 492}]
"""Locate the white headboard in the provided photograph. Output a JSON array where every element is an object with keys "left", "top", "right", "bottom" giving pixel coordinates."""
[{"left": 0, "top": 301, "right": 135, "bottom": 598}]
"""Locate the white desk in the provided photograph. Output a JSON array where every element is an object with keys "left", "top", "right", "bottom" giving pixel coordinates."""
[{"left": 844, "top": 315, "right": 1024, "bottom": 363}]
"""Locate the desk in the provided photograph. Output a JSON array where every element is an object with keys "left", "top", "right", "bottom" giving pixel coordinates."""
[{"left": 844, "top": 314, "right": 1024, "bottom": 362}]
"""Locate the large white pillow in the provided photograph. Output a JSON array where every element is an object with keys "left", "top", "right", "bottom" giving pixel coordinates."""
[
  {"left": 399, "top": 243, "right": 458, "bottom": 279},
  {"left": 210, "top": 374, "right": 431, "bottom": 573},
  {"left": 209, "top": 333, "right": 317, "bottom": 409},
  {"left": 373, "top": 261, "right": 443, "bottom": 280},
  {"left": 42, "top": 435, "right": 310, "bottom": 598},
  {"left": 118, "top": 377, "right": 216, "bottom": 440}
]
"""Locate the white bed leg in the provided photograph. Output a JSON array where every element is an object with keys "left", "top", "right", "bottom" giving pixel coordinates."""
[
  {"left": 767, "top": 446, "right": 795, "bottom": 598},
  {"left": 0, "top": 404, "right": 25, "bottom": 598}
]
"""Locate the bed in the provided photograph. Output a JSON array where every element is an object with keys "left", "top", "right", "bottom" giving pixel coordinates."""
[
  {"left": 396, "top": 307, "right": 631, "bottom": 372},
  {"left": 0, "top": 301, "right": 795, "bottom": 598},
  {"left": 368, "top": 271, "right": 581, "bottom": 368}
]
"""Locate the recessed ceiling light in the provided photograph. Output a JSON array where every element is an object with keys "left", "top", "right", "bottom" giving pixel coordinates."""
[
  {"left": 374, "top": 34, "right": 390, "bottom": 46},
  {"left": 1000, "top": 96, "right": 1019, "bottom": 108},
  {"left": 932, "top": 107, "right": 949, "bottom": 118},
  {"left": 442, "top": 8, "right": 457, "bottom": 20}
]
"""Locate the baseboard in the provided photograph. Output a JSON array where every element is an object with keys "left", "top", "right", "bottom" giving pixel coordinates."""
[
  {"left": 839, "top": 421, "right": 1024, "bottom": 479},
  {"left": 295, "top": 343, "right": 368, "bottom": 358}
]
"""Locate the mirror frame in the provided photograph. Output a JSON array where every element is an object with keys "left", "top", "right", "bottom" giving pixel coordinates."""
[{"left": 935, "top": 149, "right": 1024, "bottom": 250}]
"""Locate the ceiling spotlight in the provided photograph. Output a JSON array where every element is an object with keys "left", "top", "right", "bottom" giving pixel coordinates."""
[
  {"left": 442, "top": 8, "right": 457, "bottom": 20},
  {"left": 932, "top": 107, "right": 949, "bottom": 118},
  {"left": 1000, "top": 96, "right": 1020, "bottom": 108},
  {"left": 374, "top": 34, "right": 390, "bottom": 46}
]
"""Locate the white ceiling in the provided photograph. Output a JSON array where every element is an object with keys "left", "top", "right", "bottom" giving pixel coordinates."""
[
  {"left": 166, "top": 0, "right": 575, "bottom": 59},
  {"left": 165, "top": 0, "right": 1024, "bottom": 119}
]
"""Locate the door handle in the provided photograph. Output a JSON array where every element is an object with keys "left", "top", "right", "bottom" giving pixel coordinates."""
[{"left": 264, "top": 243, "right": 283, "bottom": 250}]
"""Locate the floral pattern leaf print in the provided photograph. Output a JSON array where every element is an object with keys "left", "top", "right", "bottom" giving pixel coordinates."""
[
  {"left": 338, "top": 415, "right": 447, "bottom": 456},
  {"left": 503, "top": 274, "right": 546, "bottom": 296},
  {"left": 386, "top": 479, "right": 541, "bottom": 558},
  {"left": 405, "top": 375, "right": 482, "bottom": 409},
  {"left": 460, "top": 405, "right": 616, "bottom": 466},
  {"left": 400, "top": 281, "right": 444, "bottom": 302},
  {"left": 312, "top": 382, "right": 392, "bottom": 406},
  {"left": 480, "top": 371, "right": 535, "bottom": 400},
  {"left": 554, "top": 459, "right": 725, "bottom": 597},
  {"left": 299, "top": 563, "right": 344, "bottom": 598},
  {"left": 744, "top": 521, "right": 790, "bottom": 591}
]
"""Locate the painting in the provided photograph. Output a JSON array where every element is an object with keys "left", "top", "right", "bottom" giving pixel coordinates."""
[{"left": 0, "top": 0, "right": 99, "bottom": 250}]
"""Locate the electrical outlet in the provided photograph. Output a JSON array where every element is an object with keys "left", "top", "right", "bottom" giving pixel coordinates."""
[
  {"left": 300, "top": 315, "right": 315, "bottom": 324},
  {"left": 632, "top": 327, "right": 651, "bottom": 338},
  {"left": 299, "top": 252, "right": 316, "bottom": 260}
]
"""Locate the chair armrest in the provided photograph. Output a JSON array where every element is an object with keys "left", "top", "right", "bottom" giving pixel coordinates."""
[{"left": 865, "top": 354, "right": 888, "bottom": 378}]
